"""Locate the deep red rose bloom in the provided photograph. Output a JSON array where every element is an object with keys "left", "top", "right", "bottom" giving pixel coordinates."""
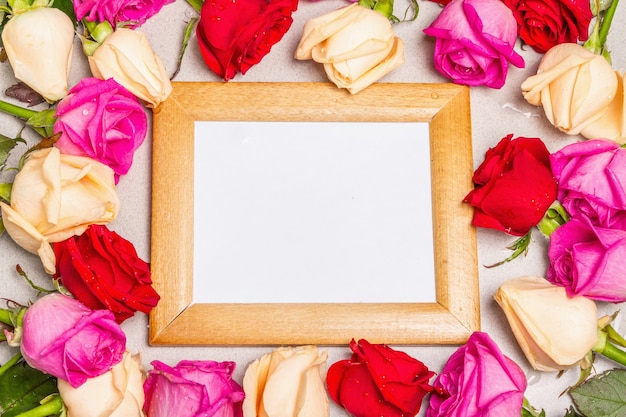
[
  {"left": 196, "top": 0, "right": 298, "bottom": 81},
  {"left": 327, "top": 339, "right": 434, "bottom": 417},
  {"left": 54, "top": 224, "right": 160, "bottom": 323},
  {"left": 463, "top": 134, "right": 557, "bottom": 236},
  {"left": 503, "top": 0, "right": 592, "bottom": 53}
]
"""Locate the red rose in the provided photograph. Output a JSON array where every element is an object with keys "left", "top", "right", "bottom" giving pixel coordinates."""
[
  {"left": 326, "top": 339, "right": 434, "bottom": 417},
  {"left": 503, "top": 0, "right": 592, "bottom": 53},
  {"left": 53, "top": 224, "right": 160, "bottom": 323},
  {"left": 196, "top": 0, "right": 298, "bottom": 81},
  {"left": 463, "top": 134, "right": 557, "bottom": 236}
]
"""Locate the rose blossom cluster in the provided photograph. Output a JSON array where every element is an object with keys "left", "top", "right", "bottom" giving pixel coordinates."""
[{"left": 464, "top": 134, "right": 626, "bottom": 375}]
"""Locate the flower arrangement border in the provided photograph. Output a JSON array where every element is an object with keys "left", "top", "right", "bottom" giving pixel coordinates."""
[{"left": 149, "top": 82, "right": 479, "bottom": 345}]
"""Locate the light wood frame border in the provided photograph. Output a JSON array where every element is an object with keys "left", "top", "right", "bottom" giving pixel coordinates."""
[{"left": 150, "top": 82, "right": 478, "bottom": 346}]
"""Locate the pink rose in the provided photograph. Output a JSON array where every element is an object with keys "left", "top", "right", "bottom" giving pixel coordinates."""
[
  {"left": 143, "top": 360, "right": 244, "bottom": 417},
  {"left": 550, "top": 139, "right": 626, "bottom": 230},
  {"left": 54, "top": 77, "right": 148, "bottom": 183},
  {"left": 547, "top": 217, "right": 626, "bottom": 303},
  {"left": 427, "top": 332, "right": 526, "bottom": 417},
  {"left": 423, "top": 0, "right": 524, "bottom": 88},
  {"left": 20, "top": 293, "right": 126, "bottom": 388},
  {"left": 73, "top": 0, "right": 175, "bottom": 27}
]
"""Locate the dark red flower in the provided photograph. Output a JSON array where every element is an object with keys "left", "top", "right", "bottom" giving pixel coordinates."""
[
  {"left": 196, "top": 0, "right": 298, "bottom": 81},
  {"left": 463, "top": 134, "right": 557, "bottom": 236},
  {"left": 503, "top": 0, "right": 592, "bottom": 53},
  {"left": 53, "top": 224, "right": 160, "bottom": 323},
  {"left": 327, "top": 339, "right": 434, "bottom": 417}
]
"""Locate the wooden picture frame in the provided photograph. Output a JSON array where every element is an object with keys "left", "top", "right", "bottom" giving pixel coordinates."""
[{"left": 150, "top": 82, "right": 479, "bottom": 345}]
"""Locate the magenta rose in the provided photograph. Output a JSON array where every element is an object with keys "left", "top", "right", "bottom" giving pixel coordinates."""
[
  {"left": 427, "top": 332, "right": 526, "bottom": 417},
  {"left": 73, "top": 0, "right": 175, "bottom": 27},
  {"left": 547, "top": 217, "right": 626, "bottom": 303},
  {"left": 143, "top": 360, "right": 245, "bottom": 417},
  {"left": 20, "top": 293, "right": 126, "bottom": 388},
  {"left": 423, "top": 0, "right": 524, "bottom": 89},
  {"left": 54, "top": 77, "right": 148, "bottom": 183},
  {"left": 550, "top": 139, "right": 626, "bottom": 230}
]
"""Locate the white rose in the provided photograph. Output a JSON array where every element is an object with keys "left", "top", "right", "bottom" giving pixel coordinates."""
[
  {"left": 521, "top": 43, "right": 618, "bottom": 136},
  {"left": 2, "top": 7, "right": 74, "bottom": 102},
  {"left": 243, "top": 345, "right": 329, "bottom": 417},
  {"left": 295, "top": 4, "right": 404, "bottom": 94},
  {"left": 0, "top": 148, "right": 119, "bottom": 274},
  {"left": 58, "top": 351, "right": 145, "bottom": 417},
  {"left": 494, "top": 275, "right": 598, "bottom": 372},
  {"left": 89, "top": 28, "right": 172, "bottom": 108}
]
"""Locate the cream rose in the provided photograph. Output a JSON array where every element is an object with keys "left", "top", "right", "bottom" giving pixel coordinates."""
[
  {"left": 521, "top": 43, "right": 618, "bottom": 135},
  {"left": 494, "top": 275, "right": 598, "bottom": 372},
  {"left": 2, "top": 6, "right": 74, "bottom": 102},
  {"left": 0, "top": 148, "right": 119, "bottom": 274},
  {"left": 243, "top": 345, "right": 329, "bottom": 417},
  {"left": 295, "top": 3, "right": 404, "bottom": 94},
  {"left": 88, "top": 28, "right": 172, "bottom": 108},
  {"left": 580, "top": 71, "right": 626, "bottom": 144},
  {"left": 58, "top": 351, "right": 145, "bottom": 417}
]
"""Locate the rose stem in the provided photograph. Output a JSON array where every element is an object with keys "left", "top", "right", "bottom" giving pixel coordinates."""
[
  {"left": 598, "top": 0, "right": 620, "bottom": 48},
  {"left": 13, "top": 395, "right": 63, "bottom": 417},
  {"left": 0, "top": 352, "right": 22, "bottom": 378},
  {"left": 0, "top": 100, "right": 37, "bottom": 121},
  {"left": 597, "top": 340, "right": 626, "bottom": 367}
]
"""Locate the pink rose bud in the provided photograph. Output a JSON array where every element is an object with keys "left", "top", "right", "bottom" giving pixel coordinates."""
[
  {"left": 143, "top": 360, "right": 244, "bottom": 417},
  {"left": 54, "top": 77, "right": 148, "bottom": 183},
  {"left": 20, "top": 293, "right": 126, "bottom": 388},
  {"left": 423, "top": 0, "right": 524, "bottom": 88},
  {"left": 427, "top": 332, "right": 527, "bottom": 417}
]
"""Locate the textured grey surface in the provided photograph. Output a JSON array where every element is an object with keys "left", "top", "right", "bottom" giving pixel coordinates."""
[{"left": 1, "top": 0, "right": 625, "bottom": 415}]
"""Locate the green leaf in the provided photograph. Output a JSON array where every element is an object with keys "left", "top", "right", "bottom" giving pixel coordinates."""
[
  {"left": 0, "top": 134, "right": 25, "bottom": 170},
  {"left": 50, "top": 0, "right": 77, "bottom": 26},
  {"left": 570, "top": 369, "right": 626, "bottom": 417},
  {"left": 522, "top": 398, "right": 546, "bottom": 417},
  {"left": 564, "top": 406, "right": 585, "bottom": 417},
  {"left": 0, "top": 360, "right": 58, "bottom": 417}
]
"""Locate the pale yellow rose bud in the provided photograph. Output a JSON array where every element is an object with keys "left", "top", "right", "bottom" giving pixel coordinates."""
[
  {"left": 88, "top": 28, "right": 172, "bottom": 108},
  {"left": 243, "top": 345, "right": 329, "bottom": 417},
  {"left": 0, "top": 148, "right": 119, "bottom": 274},
  {"left": 521, "top": 43, "right": 618, "bottom": 136},
  {"left": 494, "top": 276, "right": 598, "bottom": 372},
  {"left": 58, "top": 351, "right": 145, "bottom": 417},
  {"left": 1, "top": 7, "right": 74, "bottom": 102},
  {"left": 295, "top": 4, "right": 404, "bottom": 94},
  {"left": 580, "top": 71, "right": 626, "bottom": 144}
]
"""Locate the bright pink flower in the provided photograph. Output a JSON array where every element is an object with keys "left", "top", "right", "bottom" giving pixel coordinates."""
[
  {"left": 550, "top": 139, "right": 626, "bottom": 230},
  {"left": 423, "top": 0, "right": 524, "bottom": 88},
  {"left": 143, "top": 360, "right": 244, "bottom": 417},
  {"left": 73, "top": 0, "right": 175, "bottom": 27},
  {"left": 20, "top": 293, "right": 126, "bottom": 388},
  {"left": 427, "top": 332, "right": 526, "bottom": 417},
  {"left": 54, "top": 77, "right": 147, "bottom": 183},
  {"left": 548, "top": 217, "right": 626, "bottom": 303}
]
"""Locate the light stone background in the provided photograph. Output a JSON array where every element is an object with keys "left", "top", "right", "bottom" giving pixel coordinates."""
[{"left": 1, "top": 0, "right": 625, "bottom": 415}]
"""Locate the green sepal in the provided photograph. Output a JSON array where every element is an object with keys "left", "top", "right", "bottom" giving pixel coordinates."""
[
  {"left": 26, "top": 108, "right": 56, "bottom": 138},
  {"left": 0, "top": 182, "right": 11, "bottom": 203},
  {"left": 0, "top": 360, "right": 58, "bottom": 417},
  {"left": 185, "top": 0, "right": 202, "bottom": 13},
  {"left": 563, "top": 406, "right": 584, "bottom": 417},
  {"left": 522, "top": 397, "right": 546, "bottom": 417},
  {"left": 537, "top": 200, "right": 570, "bottom": 237}
]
